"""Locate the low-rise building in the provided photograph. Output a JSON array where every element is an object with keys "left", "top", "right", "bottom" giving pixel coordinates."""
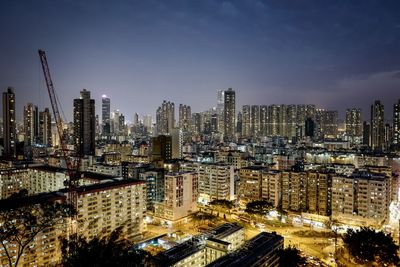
[{"left": 207, "top": 232, "right": 284, "bottom": 267}]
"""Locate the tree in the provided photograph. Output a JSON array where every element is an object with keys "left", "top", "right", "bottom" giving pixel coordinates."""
[
  {"left": 191, "top": 212, "right": 217, "bottom": 228},
  {"left": 278, "top": 246, "right": 307, "bottom": 267},
  {"left": 209, "top": 199, "right": 234, "bottom": 210},
  {"left": 245, "top": 200, "right": 273, "bottom": 216},
  {"left": 0, "top": 196, "right": 73, "bottom": 267},
  {"left": 61, "top": 228, "right": 152, "bottom": 267},
  {"left": 343, "top": 227, "right": 400, "bottom": 265}
]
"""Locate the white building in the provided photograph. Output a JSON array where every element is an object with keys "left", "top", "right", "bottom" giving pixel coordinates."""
[{"left": 154, "top": 172, "right": 198, "bottom": 223}]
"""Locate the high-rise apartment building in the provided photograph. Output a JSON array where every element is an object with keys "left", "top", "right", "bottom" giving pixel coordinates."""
[
  {"left": 331, "top": 171, "right": 390, "bottom": 221},
  {"left": 281, "top": 171, "right": 307, "bottom": 211},
  {"left": 251, "top": 105, "right": 260, "bottom": 137},
  {"left": 315, "top": 109, "right": 338, "bottom": 139},
  {"left": 2, "top": 87, "right": 16, "bottom": 158},
  {"left": 393, "top": 99, "right": 400, "bottom": 145},
  {"left": 73, "top": 89, "right": 95, "bottom": 156},
  {"left": 370, "top": 100, "right": 385, "bottom": 150},
  {"left": 23, "top": 103, "right": 38, "bottom": 147},
  {"left": 239, "top": 166, "right": 268, "bottom": 201},
  {"left": 179, "top": 104, "right": 191, "bottom": 131},
  {"left": 101, "top": 95, "right": 110, "bottom": 136},
  {"left": 345, "top": 108, "right": 362, "bottom": 143},
  {"left": 39, "top": 108, "right": 52, "bottom": 146},
  {"left": 223, "top": 88, "right": 235, "bottom": 141},
  {"left": 143, "top": 114, "right": 152, "bottom": 131},
  {"left": 196, "top": 163, "right": 234, "bottom": 202},
  {"left": 241, "top": 105, "right": 251, "bottom": 138},
  {"left": 260, "top": 105, "right": 268, "bottom": 136},
  {"left": 156, "top": 100, "right": 175, "bottom": 135}
]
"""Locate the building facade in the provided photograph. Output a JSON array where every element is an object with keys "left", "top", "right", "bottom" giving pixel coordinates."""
[{"left": 73, "top": 89, "right": 95, "bottom": 155}]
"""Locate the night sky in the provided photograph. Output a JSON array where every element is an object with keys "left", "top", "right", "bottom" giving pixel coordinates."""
[{"left": 1, "top": 0, "right": 400, "bottom": 122}]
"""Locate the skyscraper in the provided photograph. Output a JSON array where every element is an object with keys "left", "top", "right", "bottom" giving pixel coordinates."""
[
  {"left": 179, "top": 104, "right": 191, "bottom": 131},
  {"left": 73, "top": 89, "right": 95, "bottom": 156},
  {"left": 251, "top": 105, "right": 260, "bottom": 138},
  {"left": 241, "top": 105, "right": 251, "bottom": 138},
  {"left": 393, "top": 99, "right": 400, "bottom": 145},
  {"left": 23, "top": 103, "right": 38, "bottom": 147},
  {"left": 101, "top": 95, "right": 110, "bottom": 137},
  {"left": 345, "top": 108, "right": 362, "bottom": 143},
  {"left": 143, "top": 115, "right": 152, "bottom": 132},
  {"left": 39, "top": 108, "right": 52, "bottom": 146},
  {"left": 2, "top": 87, "right": 16, "bottom": 158},
  {"left": 223, "top": 88, "right": 235, "bottom": 141},
  {"left": 133, "top": 112, "right": 139, "bottom": 126},
  {"left": 315, "top": 109, "right": 338, "bottom": 139},
  {"left": 156, "top": 100, "right": 175, "bottom": 135},
  {"left": 370, "top": 100, "right": 385, "bottom": 150}
]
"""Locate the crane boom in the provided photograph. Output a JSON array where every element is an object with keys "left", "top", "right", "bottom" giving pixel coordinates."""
[{"left": 38, "top": 49, "right": 78, "bottom": 235}]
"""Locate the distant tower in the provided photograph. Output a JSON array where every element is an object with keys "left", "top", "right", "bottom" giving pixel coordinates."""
[
  {"left": 345, "top": 108, "right": 362, "bottom": 143},
  {"left": 362, "top": 121, "right": 370, "bottom": 146},
  {"left": 242, "top": 105, "right": 251, "bottom": 138},
  {"left": 39, "top": 108, "right": 52, "bottom": 146},
  {"left": 119, "top": 113, "right": 125, "bottom": 133},
  {"left": 260, "top": 105, "right": 268, "bottom": 137},
  {"left": 251, "top": 105, "right": 260, "bottom": 137},
  {"left": 133, "top": 112, "right": 139, "bottom": 126},
  {"left": 370, "top": 100, "right": 385, "bottom": 150},
  {"left": 156, "top": 100, "right": 175, "bottom": 135},
  {"left": 23, "top": 103, "right": 38, "bottom": 147},
  {"left": 102, "top": 95, "right": 111, "bottom": 137},
  {"left": 223, "top": 88, "right": 235, "bottom": 141},
  {"left": 3, "top": 87, "right": 16, "bottom": 158},
  {"left": 179, "top": 104, "right": 191, "bottom": 131},
  {"left": 74, "top": 89, "right": 95, "bottom": 156},
  {"left": 143, "top": 115, "right": 152, "bottom": 131},
  {"left": 393, "top": 99, "right": 400, "bottom": 145},
  {"left": 305, "top": 117, "right": 315, "bottom": 138}
]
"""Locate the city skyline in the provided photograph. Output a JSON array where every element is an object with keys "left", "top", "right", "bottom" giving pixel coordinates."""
[{"left": 1, "top": 1, "right": 400, "bottom": 121}]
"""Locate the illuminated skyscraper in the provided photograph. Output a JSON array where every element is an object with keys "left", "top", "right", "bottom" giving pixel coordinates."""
[
  {"left": 23, "top": 103, "right": 38, "bottom": 147},
  {"left": 223, "top": 88, "right": 235, "bottom": 141},
  {"left": 73, "top": 89, "right": 95, "bottom": 156},
  {"left": 345, "top": 108, "right": 362, "bottom": 143},
  {"left": 241, "top": 105, "right": 251, "bottom": 138},
  {"left": 39, "top": 108, "right": 52, "bottom": 146},
  {"left": 251, "top": 105, "right": 260, "bottom": 137},
  {"left": 101, "top": 95, "right": 110, "bottom": 136},
  {"left": 2, "top": 87, "right": 16, "bottom": 158},
  {"left": 179, "top": 104, "right": 191, "bottom": 131},
  {"left": 370, "top": 100, "right": 385, "bottom": 150},
  {"left": 393, "top": 99, "right": 400, "bottom": 145},
  {"left": 156, "top": 100, "right": 175, "bottom": 135}
]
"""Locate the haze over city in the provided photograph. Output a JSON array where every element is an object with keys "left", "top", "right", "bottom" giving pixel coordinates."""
[{"left": 1, "top": 0, "right": 400, "bottom": 121}]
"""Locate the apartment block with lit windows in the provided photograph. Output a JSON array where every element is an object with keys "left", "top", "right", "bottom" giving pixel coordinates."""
[
  {"left": 75, "top": 179, "right": 146, "bottom": 241},
  {"left": 331, "top": 171, "right": 390, "bottom": 222},
  {"left": 154, "top": 172, "right": 198, "bottom": 222},
  {"left": 239, "top": 166, "right": 268, "bottom": 201}
]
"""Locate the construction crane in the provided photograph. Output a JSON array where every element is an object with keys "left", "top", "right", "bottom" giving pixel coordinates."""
[{"left": 38, "top": 49, "right": 79, "bottom": 235}]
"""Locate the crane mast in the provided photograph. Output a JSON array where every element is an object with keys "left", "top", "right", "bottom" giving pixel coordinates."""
[{"left": 38, "top": 49, "right": 78, "bottom": 234}]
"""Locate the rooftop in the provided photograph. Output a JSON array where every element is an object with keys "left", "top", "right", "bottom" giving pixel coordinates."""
[
  {"left": 154, "top": 238, "right": 204, "bottom": 265},
  {"left": 207, "top": 232, "right": 284, "bottom": 267},
  {"left": 209, "top": 223, "right": 243, "bottom": 240}
]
